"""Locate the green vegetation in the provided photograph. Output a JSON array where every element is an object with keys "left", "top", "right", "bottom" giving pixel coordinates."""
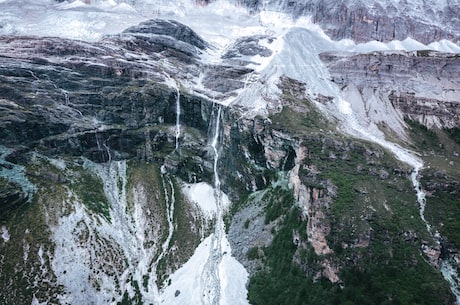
[
  {"left": 246, "top": 246, "right": 260, "bottom": 260},
  {"left": 73, "top": 171, "right": 111, "bottom": 222},
  {"left": 423, "top": 174, "right": 460, "bottom": 248},
  {"left": 404, "top": 117, "right": 439, "bottom": 150},
  {"left": 269, "top": 77, "right": 334, "bottom": 135},
  {"left": 248, "top": 207, "right": 337, "bottom": 305},
  {"left": 0, "top": 157, "right": 67, "bottom": 305},
  {"left": 264, "top": 186, "right": 294, "bottom": 224},
  {"left": 270, "top": 102, "right": 331, "bottom": 135},
  {"left": 444, "top": 127, "right": 460, "bottom": 144},
  {"left": 246, "top": 133, "right": 455, "bottom": 305},
  {"left": 404, "top": 118, "right": 460, "bottom": 250},
  {"left": 118, "top": 279, "right": 142, "bottom": 305}
]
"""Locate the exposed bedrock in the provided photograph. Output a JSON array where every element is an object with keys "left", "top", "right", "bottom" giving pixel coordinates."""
[
  {"left": 229, "top": 0, "right": 460, "bottom": 44},
  {"left": 320, "top": 51, "right": 460, "bottom": 129}
]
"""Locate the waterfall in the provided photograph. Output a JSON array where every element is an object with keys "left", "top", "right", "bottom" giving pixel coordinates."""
[
  {"left": 412, "top": 169, "right": 460, "bottom": 304},
  {"left": 211, "top": 106, "right": 222, "bottom": 193},
  {"left": 163, "top": 73, "right": 181, "bottom": 151},
  {"left": 157, "top": 166, "right": 176, "bottom": 266},
  {"left": 175, "top": 87, "right": 181, "bottom": 150},
  {"left": 201, "top": 105, "right": 224, "bottom": 305},
  {"left": 441, "top": 262, "right": 460, "bottom": 304}
]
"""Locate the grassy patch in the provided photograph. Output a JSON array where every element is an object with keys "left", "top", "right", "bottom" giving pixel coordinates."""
[
  {"left": 270, "top": 104, "right": 330, "bottom": 135},
  {"left": 0, "top": 157, "right": 67, "bottom": 304},
  {"left": 73, "top": 171, "right": 111, "bottom": 222},
  {"left": 404, "top": 118, "right": 460, "bottom": 249},
  {"left": 423, "top": 171, "right": 460, "bottom": 248},
  {"left": 404, "top": 117, "right": 439, "bottom": 151},
  {"left": 444, "top": 127, "right": 460, "bottom": 144},
  {"left": 264, "top": 186, "right": 294, "bottom": 224}
]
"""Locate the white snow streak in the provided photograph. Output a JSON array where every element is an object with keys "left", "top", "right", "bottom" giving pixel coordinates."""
[
  {"left": 182, "top": 182, "right": 230, "bottom": 218},
  {"left": 161, "top": 106, "right": 249, "bottom": 305},
  {"left": 1, "top": 226, "right": 9, "bottom": 243}
]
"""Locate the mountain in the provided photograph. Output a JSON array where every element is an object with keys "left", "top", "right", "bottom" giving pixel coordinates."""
[
  {"left": 233, "top": 0, "right": 460, "bottom": 43},
  {"left": 0, "top": 0, "right": 459, "bottom": 304}
]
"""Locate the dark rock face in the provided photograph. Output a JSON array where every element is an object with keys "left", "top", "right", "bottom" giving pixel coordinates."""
[
  {"left": 0, "top": 20, "right": 215, "bottom": 164},
  {"left": 203, "top": 65, "right": 254, "bottom": 93},
  {"left": 123, "top": 19, "right": 208, "bottom": 51},
  {"left": 231, "top": 0, "right": 460, "bottom": 44},
  {"left": 223, "top": 35, "right": 273, "bottom": 59}
]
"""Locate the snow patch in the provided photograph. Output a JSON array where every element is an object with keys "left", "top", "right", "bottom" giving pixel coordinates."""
[
  {"left": 182, "top": 182, "right": 230, "bottom": 218},
  {"left": 159, "top": 234, "right": 250, "bottom": 305},
  {"left": 1, "top": 226, "right": 9, "bottom": 242},
  {"left": 219, "top": 237, "right": 250, "bottom": 305}
]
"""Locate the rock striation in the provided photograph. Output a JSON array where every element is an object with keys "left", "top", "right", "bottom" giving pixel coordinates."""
[
  {"left": 320, "top": 51, "right": 460, "bottom": 130},
  {"left": 232, "top": 0, "right": 460, "bottom": 44},
  {"left": 0, "top": 15, "right": 459, "bottom": 305}
]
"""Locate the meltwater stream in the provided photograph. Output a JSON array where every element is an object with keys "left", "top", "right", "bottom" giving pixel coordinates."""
[
  {"left": 175, "top": 87, "right": 181, "bottom": 150},
  {"left": 338, "top": 97, "right": 460, "bottom": 304},
  {"left": 157, "top": 167, "right": 176, "bottom": 274},
  {"left": 264, "top": 27, "right": 460, "bottom": 302},
  {"left": 412, "top": 168, "right": 460, "bottom": 304},
  {"left": 201, "top": 105, "right": 224, "bottom": 305}
]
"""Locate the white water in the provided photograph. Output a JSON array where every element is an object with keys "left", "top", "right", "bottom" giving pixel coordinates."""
[
  {"left": 156, "top": 167, "right": 176, "bottom": 267},
  {"left": 442, "top": 261, "right": 460, "bottom": 304},
  {"left": 175, "top": 87, "right": 181, "bottom": 150},
  {"left": 160, "top": 105, "right": 249, "bottom": 305},
  {"left": 201, "top": 105, "right": 224, "bottom": 305},
  {"left": 412, "top": 169, "right": 460, "bottom": 304}
]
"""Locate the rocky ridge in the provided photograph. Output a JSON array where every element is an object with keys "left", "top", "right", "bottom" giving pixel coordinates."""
[
  {"left": 231, "top": 0, "right": 460, "bottom": 44},
  {"left": 0, "top": 14, "right": 459, "bottom": 305}
]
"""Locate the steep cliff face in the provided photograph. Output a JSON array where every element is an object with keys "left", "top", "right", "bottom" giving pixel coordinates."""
[
  {"left": 0, "top": 2, "right": 459, "bottom": 304},
  {"left": 320, "top": 51, "right": 460, "bottom": 131},
  {"left": 233, "top": 0, "right": 460, "bottom": 44}
]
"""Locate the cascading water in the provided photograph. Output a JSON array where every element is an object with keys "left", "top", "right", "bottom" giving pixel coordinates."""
[
  {"left": 337, "top": 91, "right": 460, "bottom": 304},
  {"left": 201, "top": 105, "right": 224, "bottom": 305},
  {"left": 157, "top": 166, "right": 176, "bottom": 267},
  {"left": 412, "top": 169, "right": 460, "bottom": 304},
  {"left": 441, "top": 262, "right": 460, "bottom": 304},
  {"left": 260, "top": 26, "right": 460, "bottom": 301},
  {"left": 175, "top": 87, "right": 181, "bottom": 150}
]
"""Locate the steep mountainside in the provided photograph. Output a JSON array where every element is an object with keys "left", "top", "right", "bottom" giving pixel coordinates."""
[
  {"left": 0, "top": 1, "right": 459, "bottom": 305},
  {"left": 233, "top": 0, "right": 460, "bottom": 43}
]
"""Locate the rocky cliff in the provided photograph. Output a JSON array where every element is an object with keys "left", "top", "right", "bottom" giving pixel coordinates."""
[
  {"left": 0, "top": 4, "right": 459, "bottom": 305},
  {"left": 232, "top": 0, "right": 460, "bottom": 44},
  {"left": 320, "top": 51, "right": 460, "bottom": 130}
]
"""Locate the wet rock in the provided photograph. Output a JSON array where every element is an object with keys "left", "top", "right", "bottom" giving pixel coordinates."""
[{"left": 203, "top": 66, "right": 254, "bottom": 93}]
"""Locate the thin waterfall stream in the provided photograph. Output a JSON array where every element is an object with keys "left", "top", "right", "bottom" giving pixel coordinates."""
[
  {"left": 201, "top": 105, "right": 224, "bottom": 305},
  {"left": 334, "top": 97, "right": 460, "bottom": 303},
  {"left": 175, "top": 86, "right": 181, "bottom": 151},
  {"left": 412, "top": 169, "right": 460, "bottom": 304},
  {"left": 157, "top": 166, "right": 176, "bottom": 267}
]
